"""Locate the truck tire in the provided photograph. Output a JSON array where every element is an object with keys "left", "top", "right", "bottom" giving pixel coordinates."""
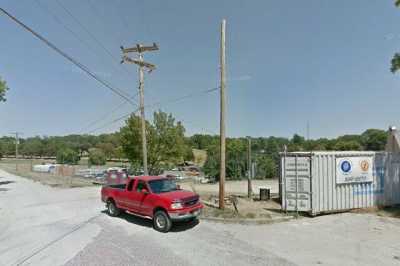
[
  {"left": 107, "top": 200, "right": 121, "bottom": 217},
  {"left": 153, "top": 210, "right": 172, "bottom": 233}
]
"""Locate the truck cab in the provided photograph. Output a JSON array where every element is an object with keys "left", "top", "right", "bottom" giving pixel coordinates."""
[{"left": 101, "top": 176, "right": 203, "bottom": 232}]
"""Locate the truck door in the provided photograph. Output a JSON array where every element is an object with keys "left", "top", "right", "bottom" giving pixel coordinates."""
[
  {"left": 117, "top": 179, "right": 136, "bottom": 210},
  {"left": 131, "top": 180, "right": 152, "bottom": 216},
  {"left": 283, "top": 155, "right": 311, "bottom": 212}
]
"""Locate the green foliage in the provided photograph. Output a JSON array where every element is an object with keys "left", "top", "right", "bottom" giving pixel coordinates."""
[
  {"left": 0, "top": 77, "right": 8, "bottom": 102},
  {"left": 114, "top": 146, "right": 125, "bottom": 161},
  {"left": 56, "top": 148, "right": 79, "bottom": 165},
  {"left": 0, "top": 137, "right": 15, "bottom": 155},
  {"left": 203, "top": 151, "right": 220, "bottom": 179},
  {"left": 0, "top": 126, "right": 389, "bottom": 179},
  {"left": 96, "top": 142, "right": 114, "bottom": 159},
  {"left": 391, "top": 53, "right": 400, "bottom": 73},
  {"left": 120, "top": 111, "right": 187, "bottom": 174},
  {"left": 333, "top": 140, "right": 362, "bottom": 151},
  {"left": 21, "top": 137, "right": 44, "bottom": 157},
  {"left": 391, "top": 3, "right": 400, "bottom": 72},
  {"left": 361, "top": 129, "right": 387, "bottom": 151},
  {"left": 256, "top": 156, "right": 276, "bottom": 179},
  {"left": 88, "top": 148, "right": 106, "bottom": 166}
]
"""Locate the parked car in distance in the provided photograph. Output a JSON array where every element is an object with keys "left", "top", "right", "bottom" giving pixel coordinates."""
[{"left": 101, "top": 176, "right": 203, "bottom": 232}]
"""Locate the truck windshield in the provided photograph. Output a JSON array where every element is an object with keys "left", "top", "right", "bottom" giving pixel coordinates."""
[{"left": 148, "top": 179, "right": 178, "bottom": 194}]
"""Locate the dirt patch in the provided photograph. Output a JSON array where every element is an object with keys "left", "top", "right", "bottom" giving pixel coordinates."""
[
  {"left": 201, "top": 194, "right": 287, "bottom": 221},
  {"left": 0, "top": 162, "right": 96, "bottom": 188},
  {"left": 350, "top": 206, "right": 400, "bottom": 218}
]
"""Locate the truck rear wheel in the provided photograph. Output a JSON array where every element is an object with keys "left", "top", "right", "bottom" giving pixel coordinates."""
[
  {"left": 153, "top": 210, "right": 172, "bottom": 232},
  {"left": 107, "top": 200, "right": 121, "bottom": 217}
]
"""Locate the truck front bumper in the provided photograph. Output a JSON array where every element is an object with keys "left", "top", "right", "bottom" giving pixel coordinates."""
[{"left": 168, "top": 205, "right": 203, "bottom": 221}]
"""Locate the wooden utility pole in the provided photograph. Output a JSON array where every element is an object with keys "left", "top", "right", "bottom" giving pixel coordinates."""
[
  {"left": 10, "top": 132, "right": 23, "bottom": 171},
  {"left": 121, "top": 43, "right": 158, "bottom": 176},
  {"left": 247, "top": 136, "right": 253, "bottom": 198},
  {"left": 219, "top": 19, "right": 226, "bottom": 209}
]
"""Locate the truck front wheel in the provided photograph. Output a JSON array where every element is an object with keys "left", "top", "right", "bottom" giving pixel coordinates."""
[
  {"left": 153, "top": 210, "right": 172, "bottom": 232},
  {"left": 107, "top": 200, "right": 121, "bottom": 217}
]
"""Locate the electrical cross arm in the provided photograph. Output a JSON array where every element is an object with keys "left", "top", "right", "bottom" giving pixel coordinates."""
[
  {"left": 120, "top": 43, "right": 159, "bottom": 54},
  {"left": 121, "top": 55, "right": 156, "bottom": 71}
]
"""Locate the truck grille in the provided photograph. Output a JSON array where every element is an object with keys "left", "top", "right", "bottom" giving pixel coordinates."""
[{"left": 183, "top": 196, "right": 199, "bottom": 207}]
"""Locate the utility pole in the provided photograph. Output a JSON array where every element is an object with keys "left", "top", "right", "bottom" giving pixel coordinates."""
[
  {"left": 247, "top": 136, "right": 253, "bottom": 198},
  {"left": 10, "top": 132, "right": 23, "bottom": 171},
  {"left": 121, "top": 43, "right": 158, "bottom": 176},
  {"left": 219, "top": 19, "right": 226, "bottom": 209}
]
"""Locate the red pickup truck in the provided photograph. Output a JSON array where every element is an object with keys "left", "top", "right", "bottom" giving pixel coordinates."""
[{"left": 101, "top": 175, "right": 203, "bottom": 232}]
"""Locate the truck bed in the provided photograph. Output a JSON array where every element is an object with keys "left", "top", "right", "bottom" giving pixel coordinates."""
[{"left": 104, "top": 183, "right": 126, "bottom": 190}]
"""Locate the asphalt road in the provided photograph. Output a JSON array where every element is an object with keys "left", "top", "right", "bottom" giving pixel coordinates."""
[{"left": 1, "top": 169, "right": 400, "bottom": 266}]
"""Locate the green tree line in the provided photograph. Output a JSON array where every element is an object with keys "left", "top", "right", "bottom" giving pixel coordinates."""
[{"left": 0, "top": 109, "right": 388, "bottom": 179}]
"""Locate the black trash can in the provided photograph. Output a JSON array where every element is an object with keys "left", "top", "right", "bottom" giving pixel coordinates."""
[{"left": 259, "top": 187, "right": 270, "bottom": 201}]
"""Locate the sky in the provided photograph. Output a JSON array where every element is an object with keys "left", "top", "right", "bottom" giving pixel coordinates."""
[{"left": 1, "top": 0, "right": 400, "bottom": 139}]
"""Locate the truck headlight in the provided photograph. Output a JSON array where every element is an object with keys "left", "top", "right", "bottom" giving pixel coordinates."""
[{"left": 171, "top": 201, "right": 183, "bottom": 209}]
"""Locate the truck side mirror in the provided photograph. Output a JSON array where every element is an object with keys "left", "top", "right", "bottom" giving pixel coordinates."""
[
  {"left": 176, "top": 184, "right": 181, "bottom": 190},
  {"left": 141, "top": 188, "right": 149, "bottom": 195}
]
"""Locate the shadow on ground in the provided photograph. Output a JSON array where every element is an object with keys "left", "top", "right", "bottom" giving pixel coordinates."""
[
  {"left": 101, "top": 210, "right": 200, "bottom": 232},
  {"left": 0, "top": 181, "right": 15, "bottom": 186}
]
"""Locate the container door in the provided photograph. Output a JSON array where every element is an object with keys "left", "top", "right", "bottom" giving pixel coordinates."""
[{"left": 283, "top": 156, "right": 311, "bottom": 212}]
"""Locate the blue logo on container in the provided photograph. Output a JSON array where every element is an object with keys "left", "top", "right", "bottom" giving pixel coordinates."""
[{"left": 340, "top": 160, "right": 352, "bottom": 173}]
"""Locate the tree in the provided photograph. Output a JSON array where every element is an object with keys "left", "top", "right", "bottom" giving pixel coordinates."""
[
  {"left": 88, "top": 148, "right": 106, "bottom": 165},
  {"left": 361, "top": 129, "right": 387, "bottom": 151},
  {"left": 56, "top": 148, "right": 79, "bottom": 164},
  {"left": 21, "top": 137, "right": 44, "bottom": 157},
  {"left": 333, "top": 140, "right": 362, "bottom": 151},
  {"left": 203, "top": 151, "right": 220, "bottom": 179},
  {"left": 114, "top": 146, "right": 125, "bottom": 161},
  {"left": 0, "top": 77, "right": 8, "bottom": 102},
  {"left": 96, "top": 142, "right": 115, "bottom": 159},
  {"left": 256, "top": 155, "right": 276, "bottom": 179},
  {"left": 391, "top": 1, "right": 400, "bottom": 72},
  {"left": 120, "top": 111, "right": 188, "bottom": 174}
]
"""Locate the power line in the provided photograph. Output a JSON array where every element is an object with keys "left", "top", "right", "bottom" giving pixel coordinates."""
[
  {"left": 0, "top": 7, "right": 136, "bottom": 105},
  {"left": 34, "top": 0, "right": 95, "bottom": 58},
  {"left": 79, "top": 94, "right": 137, "bottom": 133},
  {"left": 145, "top": 87, "right": 219, "bottom": 109},
  {"left": 56, "top": 0, "right": 130, "bottom": 70},
  {"left": 55, "top": 0, "right": 132, "bottom": 77},
  {"left": 33, "top": 0, "right": 137, "bottom": 98},
  {"left": 85, "top": 108, "right": 139, "bottom": 135},
  {"left": 83, "top": 86, "right": 219, "bottom": 134}
]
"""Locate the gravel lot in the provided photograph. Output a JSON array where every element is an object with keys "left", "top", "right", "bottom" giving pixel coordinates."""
[{"left": 1, "top": 169, "right": 400, "bottom": 266}]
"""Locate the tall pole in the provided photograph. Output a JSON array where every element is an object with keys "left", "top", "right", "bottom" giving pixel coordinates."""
[
  {"left": 121, "top": 43, "right": 158, "bottom": 176},
  {"left": 138, "top": 52, "right": 148, "bottom": 176},
  {"left": 15, "top": 132, "right": 19, "bottom": 159},
  {"left": 10, "top": 132, "right": 22, "bottom": 171},
  {"left": 219, "top": 19, "right": 226, "bottom": 209},
  {"left": 247, "top": 136, "right": 253, "bottom": 198}
]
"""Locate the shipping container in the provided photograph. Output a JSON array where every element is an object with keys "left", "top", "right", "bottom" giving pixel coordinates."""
[{"left": 280, "top": 151, "right": 400, "bottom": 216}]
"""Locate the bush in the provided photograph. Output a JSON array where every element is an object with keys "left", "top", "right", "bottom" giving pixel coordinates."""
[
  {"left": 256, "top": 156, "right": 277, "bottom": 179},
  {"left": 56, "top": 148, "right": 79, "bottom": 165},
  {"left": 89, "top": 148, "right": 106, "bottom": 166}
]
